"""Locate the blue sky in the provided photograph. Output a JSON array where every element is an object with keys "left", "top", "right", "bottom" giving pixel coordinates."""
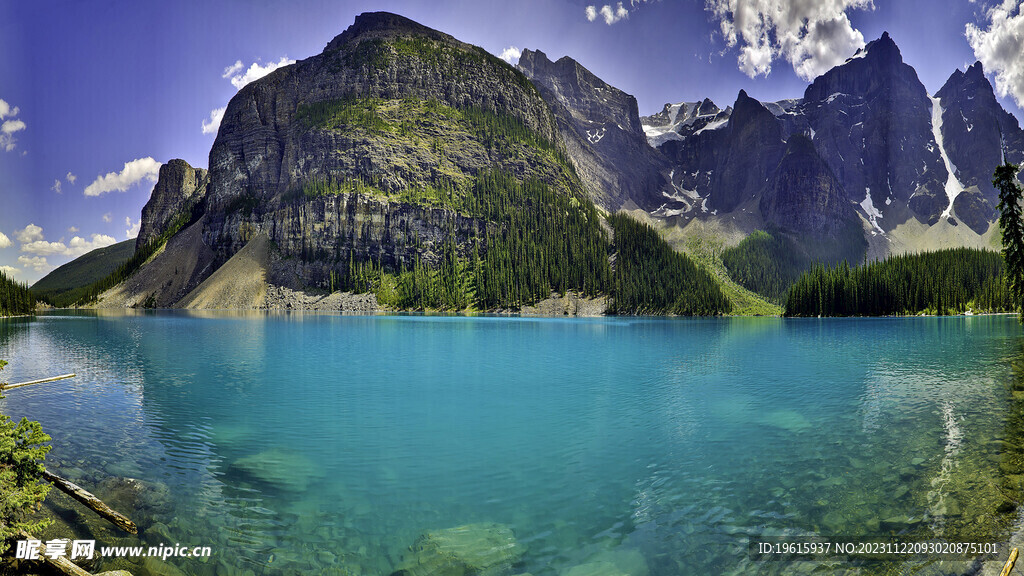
[{"left": 2, "top": 0, "right": 1022, "bottom": 283}]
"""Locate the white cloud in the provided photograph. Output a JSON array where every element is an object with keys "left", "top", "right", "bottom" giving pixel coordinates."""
[
  {"left": 201, "top": 107, "right": 226, "bottom": 135},
  {"left": 51, "top": 179, "right": 62, "bottom": 194},
  {"left": 102, "top": 212, "right": 112, "bottom": 223},
  {"left": 203, "top": 56, "right": 295, "bottom": 136},
  {"left": 66, "top": 172, "right": 76, "bottom": 184},
  {"left": 225, "top": 56, "right": 295, "bottom": 91},
  {"left": 706, "top": 0, "right": 874, "bottom": 80},
  {"left": 67, "top": 234, "right": 117, "bottom": 257},
  {"left": 967, "top": 0, "right": 1024, "bottom": 107},
  {"left": 68, "top": 226, "right": 79, "bottom": 234},
  {"left": 0, "top": 99, "right": 17, "bottom": 120},
  {"left": 0, "top": 265, "right": 17, "bottom": 278},
  {"left": 15, "top": 224, "right": 43, "bottom": 244},
  {"left": 125, "top": 217, "right": 141, "bottom": 239},
  {"left": 586, "top": 0, "right": 651, "bottom": 25},
  {"left": 222, "top": 60, "right": 244, "bottom": 79},
  {"left": 498, "top": 46, "right": 522, "bottom": 64},
  {"left": 20, "top": 233, "right": 116, "bottom": 258},
  {"left": 84, "top": 157, "right": 162, "bottom": 197},
  {"left": 21, "top": 240, "right": 69, "bottom": 256},
  {"left": 0, "top": 114, "right": 26, "bottom": 152},
  {"left": 18, "top": 255, "right": 51, "bottom": 273},
  {"left": 0, "top": 232, "right": 10, "bottom": 248}
]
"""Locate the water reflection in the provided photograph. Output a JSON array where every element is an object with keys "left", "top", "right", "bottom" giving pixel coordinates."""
[{"left": 1, "top": 313, "right": 1023, "bottom": 575}]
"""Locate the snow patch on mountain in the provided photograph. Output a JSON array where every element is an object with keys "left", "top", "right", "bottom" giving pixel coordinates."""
[
  {"left": 861, "top": 188, "right": 884, "bottom": 235},
  {"left": 930, "top": 96, "right": 965, "bottom": 219}
]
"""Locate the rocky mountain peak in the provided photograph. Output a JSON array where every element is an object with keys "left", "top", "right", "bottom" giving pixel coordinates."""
[
  {"left": 518, "top": 46, "right": 670, "bottom": 210},
  {"left": 137, "top": 159, "right": 207, "bottom": 251},
  {"left": 804, "top": 32, "right": 925, "bottom": 104},
  {"left": 965, "top": 60, "right": 985, "bottom": 81},
  {"left": 324, "top": 11, "right": 452, "bottom": 52},
  {"left": 730, "top": 89, "right": 775, "bottom": 129}
]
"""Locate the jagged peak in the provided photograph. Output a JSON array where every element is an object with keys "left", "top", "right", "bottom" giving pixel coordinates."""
[
  {"left": 696, "top": 98, "right": 719, "bottom": 116},
  {"left": 937, "top": 59, "right": 996, "bottom": 103},
  {"left": 324, "top": 12, "right": 453, "bottom": 53},
  {"left": 862, "top": 31, "right": 902, "bottom": 64},
  {"left": 966, "top": 60, "right": 985, "bottom": 80}
]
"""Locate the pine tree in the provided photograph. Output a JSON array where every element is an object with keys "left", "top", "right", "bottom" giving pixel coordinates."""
[
  {"left": 0, "top": 360, "right": 52, "bottom": 553},
  {"left": 996, "top": 162, "right": 1024, "bottom": 321}
]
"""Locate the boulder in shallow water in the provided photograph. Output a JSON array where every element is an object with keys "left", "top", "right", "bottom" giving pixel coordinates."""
[
  {"left": 96, "top": 476, "right": 172, "bottom": 528},
  {"left": 562, "top": 562, "right": 629, "bottom": 576},
  {"left": 227, "top": 447, "right": 321, "bottom": 492},
  {"left": 391, "top": 522, "right": 525, "bottom": 576}
]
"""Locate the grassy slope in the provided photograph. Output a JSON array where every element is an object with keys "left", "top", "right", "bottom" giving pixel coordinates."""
[
  {"left": 622, "top": 210, "right": 782, "bottom": 316},
  {"left": 31, "top": 239, "right": 136, "bottom": 303}
]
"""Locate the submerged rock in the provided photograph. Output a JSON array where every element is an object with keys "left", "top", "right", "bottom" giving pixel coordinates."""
[
  {"left": 390, "top": 522, "right": 525, "bottom": 576},
  {"left": 562, "top": 549, "right": 649, "bottom": 576},
  {"left": 96, "top": 476, "right": 172, "bottom": 529},
  {"left": 227, "top": 447, "right": 322, "bottom": 492}
]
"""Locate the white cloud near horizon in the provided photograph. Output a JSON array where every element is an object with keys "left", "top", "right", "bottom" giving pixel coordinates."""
[
  {"left": 202, "top": 56, "right": 295, "bottom": 135},
  {"left": 0, "top": 265, "right": 17, "bottom": 278},
  {"left": 499, "top": 46, "right": 522, "bottom": 64},
  {"left": 0, "top": 232, "right": 11, "bottom": 249},
  {"left": 125, "top": 217, "right": 141, "bottom": 239},
  {"left": 967, "top": 0, "right": 1024, "bottom": 107},
  {"left": 18, "top": 255, "right": 51, "bottom": 273},
  {"left": 706, "top": 0, "right": 874, "bottom": 81},
  {"left": 84, "top": 157, "right": 162, "bottom": 197},
  {"left": 19, "top": 227, "right": 117, "bottom": 258}
]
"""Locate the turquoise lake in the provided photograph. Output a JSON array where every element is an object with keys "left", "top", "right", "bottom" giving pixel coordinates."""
[{"left": 2, "top": 312, "right": 1024, "bottom": 576}]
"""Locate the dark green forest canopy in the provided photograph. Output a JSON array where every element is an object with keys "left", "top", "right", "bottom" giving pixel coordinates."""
[
  {"left": 0, "top": 272, "right": 34, "bottom": 316},
  {"left": 784, "top": 247, "right": 1010, "bottom": 317}
]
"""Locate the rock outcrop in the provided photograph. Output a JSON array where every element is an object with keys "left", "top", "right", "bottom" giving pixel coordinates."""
[
  {"left": 203, "top": 11, "right": 572, "bottom": 287},
  {"left": 136, "top": 159, "right": 207, "bottom": 250},
  {"left": 641, "top": 31, "right": 1024, "bottom": 258},
  {"left": 517, "top": 49, "right": 672, "bottom": 211},
  {"left": 390, "top": 523, "right": 525, "bottom": 576}
]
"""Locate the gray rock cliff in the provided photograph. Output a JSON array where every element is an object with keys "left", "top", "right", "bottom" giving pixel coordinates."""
[{"left": 136, "top": 159, "right": 207, "bottom": 251}]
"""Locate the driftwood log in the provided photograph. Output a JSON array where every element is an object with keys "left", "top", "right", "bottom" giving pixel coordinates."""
[
  {"left": 1000, "top": 547, "right": 1019, "bottom": 576},
  {"left": 1, "top": 525, "right": 94, "bottom": 576},
  {"left": 41, "top": 470, "right": 137, "bottom": 535},
  {"left": 1, "top": 373, "right": 76, "bottom": 391}
]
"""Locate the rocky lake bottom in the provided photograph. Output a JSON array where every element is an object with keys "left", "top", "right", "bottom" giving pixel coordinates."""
[{"left": 2, "top": 312, "right": 1024, "bottom": 576}]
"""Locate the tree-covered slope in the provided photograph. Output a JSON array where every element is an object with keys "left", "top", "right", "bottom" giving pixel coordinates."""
[
  {"left": 784, "top": 248, "right": 1010, "bottom": 316},
  {"left": 85, "top": 11, "right": 731, "bottom": 315},
  {"left": 0, "top": 272, "right": 34, "bottom": 316},
  {"left": 31, "top": 239, "right": 136, "bottom": 306}
]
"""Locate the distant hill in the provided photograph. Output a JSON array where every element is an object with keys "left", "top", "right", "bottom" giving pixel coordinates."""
[{"left": 32, "top": 239, "right": 136, "bottom": 306}]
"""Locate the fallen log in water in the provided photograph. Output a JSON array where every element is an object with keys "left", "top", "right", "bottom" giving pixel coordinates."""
[
  {"left": 1, "top": 373, "right": 76, "bottom": 391},
  {"left": 41, "top": 470, "right": 137, "bottom": 535},
  {"left": 1000, "top": 547, "right": 1018, "bottom": 576},
  {"left": 0, "top": 525, "right": 94, "bottom": 576}
]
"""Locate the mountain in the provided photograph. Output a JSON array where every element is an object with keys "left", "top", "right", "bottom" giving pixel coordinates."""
[
  {"left": 641, "top": 32, "right": 1024, "bottom": 258},
  {"left": 82, "top": 12, "right": 730, "bottom": 315},
  {"left": 31, "top": 239, "right": 136, "bottom": 306},
  {"left": 516, "top": 49, "right": 674, "bottom": 212}
]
